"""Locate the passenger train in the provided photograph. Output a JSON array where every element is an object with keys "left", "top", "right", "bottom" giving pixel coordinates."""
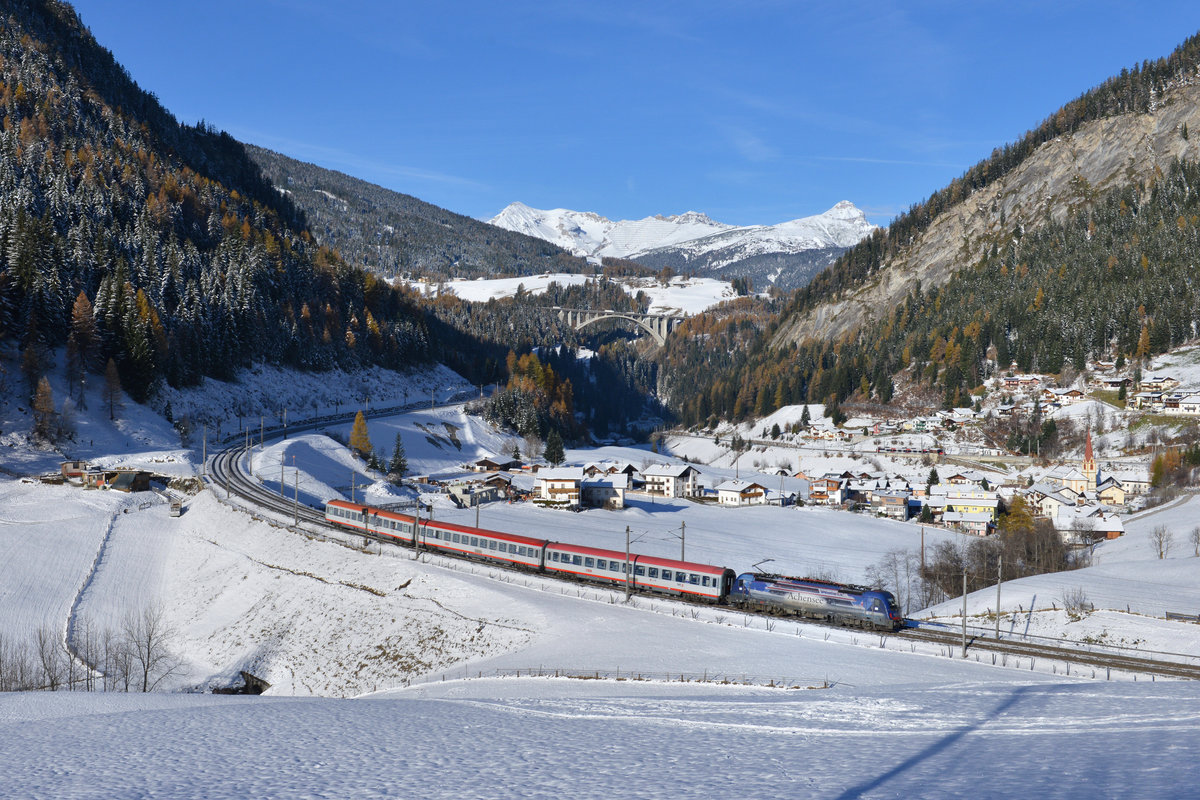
[{"left": 324, "top": 498, "right": 904, "bottom": 631}]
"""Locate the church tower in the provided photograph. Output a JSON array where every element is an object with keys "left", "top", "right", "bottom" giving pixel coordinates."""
[{"left": 1082, "top": 429, "right": 1098, "bottom": 487}]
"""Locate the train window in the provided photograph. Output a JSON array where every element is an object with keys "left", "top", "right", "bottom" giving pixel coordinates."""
[
  {"left": 489, "top": 540, "right": 497, "bottom": 550},
  {"left": 498, "top": 542, "right": 507, "bottom": 553},
  {"left": 701, "top": 576, "right": 711, "bottom": 587},
  {"left": 675, "top": 571, "right": 686, "bottom": 582},
  {"left": 550, "top": 552, "right": 559, "bottom": 562},
  {"left": 450, "top": 533, "right": 458, "bottom": 543},
  {"left": 689, "top": 574, "right": 699, "bottom": 584},
  {"left": 572, "top": 555, "right": 583, "bottom": 566},
  {"left": 634, "top": 566, "right": 645, "bottom": 577},
  {"left": 648, "top": 568, "right": 659, "bottom": 579},
  {"left": 584, "top": 557, "right": 595, "bottom": 568},
  {"left": 596, "top": 559, "right": 606, "bottom": 570}
]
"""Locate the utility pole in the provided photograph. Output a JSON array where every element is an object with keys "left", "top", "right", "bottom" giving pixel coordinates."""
[
  {"left": 680, "top": 521, "right": 686, "bottom": 561},
  {"left": 202, "top": 425, "right": 207, "bottom": 479},
  {"left": 962, "top": 568, "right": 968, "bottom": 658},
  {"left": 260, "top": 416, "right": 264, "bottom": 449},
  {"left": 475, "top": 491, "right": 480, "bottom": 529},
  {"left": 293, "top": 458, "right": 299, "bottom": 527},
  {"left": 280, "top": 461, "right": 285, "bottom": 498},
  {"left": 283, "top": 407, "right": 288, "bottom": 440},
  {"left": 351, "top": 472, "right": 356, "bottom": 504},
  {"left": 995, "top": 555, "right": 1003, "bottom": 641}
]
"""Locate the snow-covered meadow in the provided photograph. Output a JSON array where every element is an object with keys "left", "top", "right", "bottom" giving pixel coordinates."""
[
  {"left": 405, "top": 272, "right": 738, "bottom": 315},
  {"left": 4, "top": 352, "right": 1200, "bottom": 797}
]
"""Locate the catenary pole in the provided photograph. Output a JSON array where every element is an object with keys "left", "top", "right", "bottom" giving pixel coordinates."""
[
  {"left": 625, "top": 526, "right": 632, "bottom": 600},
  {"left": 962, "top": 569, "right": 968, "bottom": 658},
  {"left": 996, "top": 555, "right": 1003, "bottom": 641}
]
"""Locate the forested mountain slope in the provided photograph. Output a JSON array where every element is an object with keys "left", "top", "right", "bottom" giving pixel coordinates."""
[
  {"left": 0, "top": 0, "right": 431, "bottom": 402},
  {"left": 773, "top": 33, "right": 1200, "bottom": 347},
  {"left": 660, "top": 31, "right": 1200, "bottom": 425},
  {"left": 247, "top": 146, "right": 588, "bottom": 281}
]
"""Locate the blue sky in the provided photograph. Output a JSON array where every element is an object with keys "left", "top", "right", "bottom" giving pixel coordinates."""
[{"left": 71, "top": 1, "right": 1200, "bottom": 227}]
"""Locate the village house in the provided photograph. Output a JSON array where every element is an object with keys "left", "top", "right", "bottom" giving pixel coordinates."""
[
  {"left": 641, "top": 463, "right": 700, "bottom": 498},
  {"left": 60, "top": 460, "right": 89, "bottom": 480},
  {"left": 581, "top": 473, "right": 627, "bottom": 509},
  {"left": 449, "top": 480, "right": 502, "bottom": 508},
  {"left": 1042, "top": 387, "right": 1086, "bottom": 406},
  {"left": 535, "top": 467, "right": 584, "bottom": 509},
  {"left": 1140, "top": 375, "right": 1180, "bottom": 392},
  {"left": 470, "top": 456, "right": 520, "bottom": 473},
  {"left": 872, "top": 491, "right": 912, "bottom": 520},
  {"left": 1054, "top": 506, "right": 1125, "bottom": 541},
  {"left": 715, "top": 479, "right": 768, "bottom": 507},
  {"left": 943, "top": 510, "right": 993, "bottom": 536}
]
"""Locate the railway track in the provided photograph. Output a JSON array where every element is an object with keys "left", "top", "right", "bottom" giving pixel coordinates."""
[
  {"left": 903, "top": 625, "right": 1200, "bottom": 680},
  {"left": 209, "top": 441, "right": 1200, "bottom": 681}
]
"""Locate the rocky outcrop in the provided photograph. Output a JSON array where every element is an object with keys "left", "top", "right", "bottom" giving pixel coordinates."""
[{"left": 772, "top": 80, "right": 1200, "bottom": 347}]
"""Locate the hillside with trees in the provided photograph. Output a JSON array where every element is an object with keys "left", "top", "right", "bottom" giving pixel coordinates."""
[
  {"left": 0, "top": 0, "right": 432, "bottom": 407},
  {"left": 774, "top": 29, "right": 1200, "bottom": 346},
  {"left": 246, "top": 145, "right": 590, "bottom": 281},
  {"left": 660, "top": 30, "right": 1200, "bottom": 426}
]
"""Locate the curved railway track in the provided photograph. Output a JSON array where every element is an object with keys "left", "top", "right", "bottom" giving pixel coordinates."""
[{"left": 209, "top": 441, "right": 1200, "bottom": 681}]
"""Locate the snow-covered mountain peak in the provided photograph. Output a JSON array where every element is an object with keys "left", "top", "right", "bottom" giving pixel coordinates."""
[{"left": 487, "top": 201, "right": 874, "bottom": 268}]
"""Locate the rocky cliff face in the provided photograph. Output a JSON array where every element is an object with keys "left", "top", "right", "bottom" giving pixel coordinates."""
[{"left": 772, "top": 80, "right": 1200, "bottom": 347}]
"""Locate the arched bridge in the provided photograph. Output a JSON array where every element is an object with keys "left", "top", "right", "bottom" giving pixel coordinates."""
[{"left": 554, "top": 307, "right": 686, "bottom": 347}]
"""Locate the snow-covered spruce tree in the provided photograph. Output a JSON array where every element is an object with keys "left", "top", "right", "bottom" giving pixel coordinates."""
[
  {"left": 543, "top": 429, "right": 565, "bottom": 466},
  {"left": 387, "top": 434, "right": 407, "bottom": 483}
]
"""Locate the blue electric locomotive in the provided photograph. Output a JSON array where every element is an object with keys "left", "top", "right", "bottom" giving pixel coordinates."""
[{"left": 730, "top": 573, "right": 903, "bottom": 631}]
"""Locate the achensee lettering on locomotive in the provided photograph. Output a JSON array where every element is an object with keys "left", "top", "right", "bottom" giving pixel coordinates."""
[{"left": 729, "top": 573, "right": 903, "bottom": 631}]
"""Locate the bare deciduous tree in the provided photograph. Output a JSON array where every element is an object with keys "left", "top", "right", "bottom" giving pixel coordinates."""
[
  {"left": 123, "top": 606, "right": 182, "bottom": 693},
  {"left": 35, "top": 625, "right": 65, "bottom": 691},
  {"left": 1151, "top": 525, "right": 1174, "bottom": 559}
]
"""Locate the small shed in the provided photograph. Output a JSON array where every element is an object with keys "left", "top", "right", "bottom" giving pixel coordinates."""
[{"left": 109, "top": 471, "right": 152, "bottom": 493}]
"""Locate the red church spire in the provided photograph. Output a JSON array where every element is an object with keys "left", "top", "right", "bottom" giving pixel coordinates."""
[{"left": 1083, "top": 429, "right": 1097, "bottom": 487}]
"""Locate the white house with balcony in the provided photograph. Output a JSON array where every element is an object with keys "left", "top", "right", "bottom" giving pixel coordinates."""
[
  {"left": 535, "top": 467, "right": 584, "bottom": 508},
  {"left": 641, "top": 463, "right": 700, "bottom": 498},
  {"left": 715, "top": 479, "right": 768, "bottom": 506}
]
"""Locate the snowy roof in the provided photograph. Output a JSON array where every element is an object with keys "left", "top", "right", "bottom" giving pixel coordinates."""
[
  {"left": 943, "top": 511, "right": 993, "bottom": 524},
  {"left": 642, "top": 463, "right": 697, "bottom": 478},
  {"left": 583, "top": 474, "right": 628, "bottom": 490},
  {"left": 715, "top": 479, "right": 767, "bottom": 493},
  {"left": 536, "top": 467, "right": 584, "bottom": 482}
]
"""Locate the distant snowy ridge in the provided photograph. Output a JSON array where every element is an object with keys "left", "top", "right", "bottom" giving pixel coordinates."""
[{"left": 488, "top": 200, "right": 875, "bottom": 262}]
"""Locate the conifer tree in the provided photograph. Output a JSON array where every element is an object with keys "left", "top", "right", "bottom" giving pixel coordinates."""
[
  {"left": 387, "top": 434, "right": 408, "bottom": 482},
  {"left": 543, "top": 429, "right": 565, "bottom": 466},
  {"left": 69, "top": 291, "right": 100, "bottom": 373},
  {"left": 349, "top": 411, "right": 372, "bottom": 457},
  {"left": 32, "top": 377, "right": 56, "bottom": 441}
]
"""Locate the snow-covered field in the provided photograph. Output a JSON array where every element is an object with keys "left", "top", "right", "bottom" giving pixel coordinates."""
[
  {"left": 5, "top": 676, "right": 1200, "bottom": 799},
  {"left": 405, "top": 272, "right": 737, "bottom": 315},
  {"left": 5, "top": 355, "right": 1200, "bottom": 797}
]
